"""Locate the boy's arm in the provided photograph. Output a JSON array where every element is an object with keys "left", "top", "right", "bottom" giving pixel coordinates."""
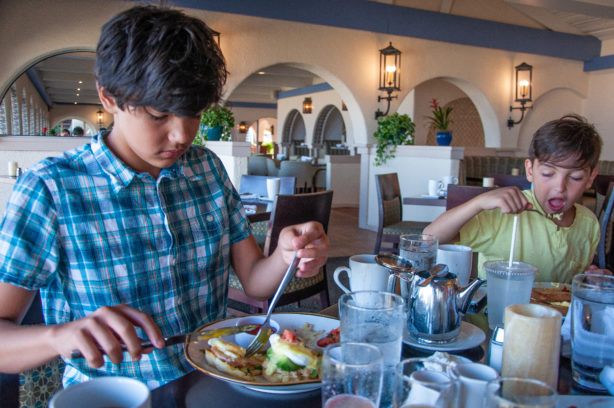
[
  {"left": 424, "top": 187, "right": 532, "bottom": 243},
  {"left": 231, "top": 221, "right": 329, "bottom": 299},
  {"left": 0, "top": 282, "right": 165, "bottom": 373}
]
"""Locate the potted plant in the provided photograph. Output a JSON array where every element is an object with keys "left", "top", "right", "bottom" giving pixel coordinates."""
[
  {"left": 427, "top": 98, "right": 453, "bottom": 146},
  {"left": 373, "top": 113, "right": 415, "bottom": 166},
  {"left": 194, "top": 104, "right": 235, "bottom": 145}
]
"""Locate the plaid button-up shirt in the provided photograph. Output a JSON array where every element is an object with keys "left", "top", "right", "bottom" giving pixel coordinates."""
[{"left": 0, "top": 132, "right": 250, "bottom": 388}]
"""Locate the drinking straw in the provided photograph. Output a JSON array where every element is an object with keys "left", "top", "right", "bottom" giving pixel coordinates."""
[{"left": 508, "top": 215, "right": 518, "bottom": 268}]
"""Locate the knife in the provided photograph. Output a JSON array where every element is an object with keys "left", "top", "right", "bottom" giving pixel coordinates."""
[{"left": 70, "top": 324, "right": 259, "bottom": 359}]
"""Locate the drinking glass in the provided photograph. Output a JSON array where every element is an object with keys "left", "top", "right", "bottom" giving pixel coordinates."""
[
  {"left": 485, "top": 377, "right": 558, "bottom": 407},
  {"left": 399, "top": 234, "right": 438, "bottom": 273},
  {"left": 339, "top": 291, "right": 405, "bottom": 408},
  {"left": 321, "top": 342, "right": 384, "bottom": 408},
  {"left": 484, "top": 260, "right": 537, "bottom": 329},
  {"left": 393, "top": 358, "right": 458, "bottom": 408},
  {"left": 571, "top": 274, "right": 614, "bottom": 392}
]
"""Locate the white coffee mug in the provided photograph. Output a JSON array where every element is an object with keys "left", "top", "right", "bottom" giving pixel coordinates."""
[
  {"left": 483, "top": 177, "right": 495, "bottom": 187},
  {"left": 266, "top": 177, "right": 280, "bottom": 200},
  {"left": 333, "top": 254, "right": 390, "bottom": 294},
  {"left": 436, "top": 244, "right": 473, "bottom": 287},
  {"left": 448, "top": 363, "right": 499, "bottom": 408},
  {"left": 441, "top": 176, "right": 458, "bottom": 190},
  {"left": 49, "top": 376, "right": 151, "bottom": 408},
  {"left": 428, "top": 179, "right": 443, "bottom": 197}
]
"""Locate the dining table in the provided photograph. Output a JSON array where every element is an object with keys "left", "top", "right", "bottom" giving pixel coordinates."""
[{"left": 149, "top": 304, "right": 610, "bottom": 408}]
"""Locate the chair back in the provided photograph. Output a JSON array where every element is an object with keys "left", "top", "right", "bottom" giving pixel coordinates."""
[
  {"left": 492, "top": 174, "right": 531, "bottom": 190},
  {"left": 597, "top": 181, "right": 614, "bottom": 269},
  {"left": 247, "top": 155, "right": 269, "bottom": 176},
  {"left": 446, "top": 185, "right": 494, "bottom": 210},
  {"left": 375, "top": 173, "right": 403, "bottom": 227},
  {"left": 264, "top": 190, "right": 333, "bottom": 256},
  {"left": 265, "top": 158, "right": 280, "bottom": 177},
  {"left": 278, "top": 161, "right": 317, "bottom": 193},
  {"left": 239, "top": 175, "right": 296, "bottom": 196}
]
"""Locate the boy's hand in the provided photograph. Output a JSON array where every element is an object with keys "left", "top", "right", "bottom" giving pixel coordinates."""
[
  {"left": 585, "top": 264, "right": 613, "bottom": 276},
  {"left": 50, "top": 304, "right": 164, "bottom": 368},
  {"left": 278, "top": 221, "right": 329, "bottom": 278},
  {"left": 476, "top": 186, "right": 533, "bottom": 214}
]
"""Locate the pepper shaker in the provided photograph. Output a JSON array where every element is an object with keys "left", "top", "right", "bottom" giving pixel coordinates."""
[{"left": 488, "top": 325, "right": 504, "bottom": 373}]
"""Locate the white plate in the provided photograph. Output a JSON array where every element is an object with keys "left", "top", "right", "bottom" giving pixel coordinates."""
[
  {"left": 185, "top": 312, "right": 339, "bottom": 394},
  {"left": 556, "top": 395, "right": 614, "bottom": 407},
  {"left": 421, "top": 194, "right": 443, "bottom": 199},
  {"left": 403, "top": 321, "right": 486, "bottom": 352}
]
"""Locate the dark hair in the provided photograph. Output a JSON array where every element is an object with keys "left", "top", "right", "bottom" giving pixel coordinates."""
[
  {"left": 72, "top": 126, "right": 84, "bottom": 136},
  {"left": 528, "top": 114, "right": 602, "bottom": 169},
  {"left": 95, "top": 5, "right": 227, "bottom": 117}
]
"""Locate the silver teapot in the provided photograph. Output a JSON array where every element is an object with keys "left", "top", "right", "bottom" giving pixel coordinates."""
[{"left": 387, "top": 264, "right": 485, "bottom": 344}]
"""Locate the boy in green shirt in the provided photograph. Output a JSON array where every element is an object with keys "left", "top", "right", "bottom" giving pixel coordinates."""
[{"left": 424, "top": 114, "right": 601, "bottom": 283}]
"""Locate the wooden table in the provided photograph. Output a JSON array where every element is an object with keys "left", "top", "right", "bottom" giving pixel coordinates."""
[{"left": 403, "top": 196, "right": 447, "bottom": 207}]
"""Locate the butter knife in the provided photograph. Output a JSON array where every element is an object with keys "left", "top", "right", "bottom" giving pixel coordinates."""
[{"left": 70, "top": 324, "right": 259, "bottom": 359}]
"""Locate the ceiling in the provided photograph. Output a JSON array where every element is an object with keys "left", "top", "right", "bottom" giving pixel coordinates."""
[{"left": 21, "top": 0, "right": 614, "bottom": 109}]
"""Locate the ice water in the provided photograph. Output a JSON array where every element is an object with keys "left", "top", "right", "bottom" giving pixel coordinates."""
[
  {"left": 341, "top": 322, "right": 402, "bottom": 408},
  {"left": 484, "top": 261, "right": 536, "bottom": 329},
  {"left": 400, "top": 248, "right": 436, "bottom": 273},
  {"left": 324, "top": 394, "right": 376, "bottom": 408},
  {"left": 571, "top": 289, "right": 614, "bottom": 392}
]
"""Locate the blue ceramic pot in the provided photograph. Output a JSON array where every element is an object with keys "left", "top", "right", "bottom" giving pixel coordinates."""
[
  {"left": 436, "top": 131, "right": 452, "bottom": 146},
  {"left": 205, "top": 125, "right": 223, "bottom": 141}
]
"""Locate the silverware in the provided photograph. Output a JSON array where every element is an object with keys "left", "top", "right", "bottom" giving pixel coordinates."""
[
  {"left": 70, "top": 324, "right": 259, "bottom": 359},
  {"left": 244, "top": 250, "right": 300, "bottom": 357}
]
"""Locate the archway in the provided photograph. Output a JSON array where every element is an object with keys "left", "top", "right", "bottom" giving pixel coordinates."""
[
  {"left": 281, "top": 109, "right": 307, "bottom": 156},
  {"left": 312, "top": 104, "right": 347, "bottom": 157},
  {"left": 399, "top": 76, "right": 499, "bottom": 148}
]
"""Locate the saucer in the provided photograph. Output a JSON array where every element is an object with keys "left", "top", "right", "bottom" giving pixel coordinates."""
[{"left": 403, "top": 321, "right": 485, "bottom": 352}]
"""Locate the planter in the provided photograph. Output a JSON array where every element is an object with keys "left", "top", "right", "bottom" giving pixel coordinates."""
[
  {"left": 205, "top": 126, "right": 223, "bottom": 141},
  {"left": 436, "top": 131, "right": 452, "bottom": 146}
]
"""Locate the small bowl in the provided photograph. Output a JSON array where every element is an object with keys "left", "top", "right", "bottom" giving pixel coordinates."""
[{"left": 234, "top": 316, "right": 281, "bottom": 348}]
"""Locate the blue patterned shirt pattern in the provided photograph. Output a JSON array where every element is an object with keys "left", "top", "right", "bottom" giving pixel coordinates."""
[{"left": 0, "top": 132, "right": 250, "bottom": 388}]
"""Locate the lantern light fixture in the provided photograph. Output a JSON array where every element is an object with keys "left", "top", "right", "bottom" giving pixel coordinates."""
[
  {"left": 303, "top": 97, "right": 313, "bottom": 114},
  {"left": 96, "top": 109, "right": 104, "bottom": 129},
  {"left": 238, "top": 121, "right": 248, "bottom": 133},
  {"left": 507, "top": 62, "right": 533, "bottom": 128},
  {"left": 375, "top": 42, "right": 401, "bottom": 119}
]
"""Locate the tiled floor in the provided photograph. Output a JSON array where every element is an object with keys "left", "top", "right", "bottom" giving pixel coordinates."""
[{"left": 327, "top": 207, "right": 376, "bottom": 257}]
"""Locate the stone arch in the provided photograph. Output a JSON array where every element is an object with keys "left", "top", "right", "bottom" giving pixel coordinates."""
[
  {"left": 281, "top": 109, "right": 306, "bottom": 156},
  {"left": 312, "top": 104, "right": 346, "bottom": 155},
  {"left": 399, "top": 76, "right": 499, "bottom": 147}
]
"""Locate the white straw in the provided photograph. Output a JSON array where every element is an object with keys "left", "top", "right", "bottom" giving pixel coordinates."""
[{"left": 508, "top": 215, "right": 519, "bottom": 268}]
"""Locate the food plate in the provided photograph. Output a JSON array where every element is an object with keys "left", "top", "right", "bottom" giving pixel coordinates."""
[
  {"left": 403, "top": 321, "right": 486, "bottom": 352},
  {"left": 185, "top": 312, "right": 339, "bottom": 394},
  {"left": 531, "top": 282, "right": 571, "bottom": 315}
]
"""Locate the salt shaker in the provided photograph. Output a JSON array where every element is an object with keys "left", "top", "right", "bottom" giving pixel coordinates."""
[{"left": 488, "top": 325, "right": 504, "bottom": 373}]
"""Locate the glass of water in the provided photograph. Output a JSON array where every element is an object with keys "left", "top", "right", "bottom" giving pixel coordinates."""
[
  {"left": 321, "top": 342, "right": 383, "bottom": 408},
  {"left": 399, "top": 234, "right": 438, "bottom": 273},
  {"left": 571, "top": 273, "right": 614, "bottom": 392},
  {"left": 339, "top": 291, "right": 405, "bottom": 408}
]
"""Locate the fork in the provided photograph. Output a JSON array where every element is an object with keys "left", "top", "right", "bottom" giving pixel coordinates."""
[{"left": 244, "top": 250, "right": 301, "bottom": 357}]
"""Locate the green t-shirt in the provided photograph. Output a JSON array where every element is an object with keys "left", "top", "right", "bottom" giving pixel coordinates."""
[{"left": 460, "top": 189, "right": 599, "bottom": 283}]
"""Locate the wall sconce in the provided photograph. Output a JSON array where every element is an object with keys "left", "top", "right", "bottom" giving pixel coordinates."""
[
  {"left": 96, "top": 109, "right": 104, "bottom": 129},
  {"left": 375, "top": 42, "right": 401, "bottom": 119},
  {"left": 303, "top": 97, "right": 313, "bottom": 114},
  {"left": 210, "top": 29, "right": 221, "bottom": 46},
  {"left": 507, "top": 62, "right": 533, "bottom": 128},
  {"left": 341, "top": 101, "right": 348, "bottom": 111},
  {"left": 238, "top": 121, "right": 248, "bottom": 133}
]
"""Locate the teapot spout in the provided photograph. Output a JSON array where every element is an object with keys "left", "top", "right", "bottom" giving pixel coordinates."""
[{"left": 456, "top": 278, "right": 486, "bottom": 314}]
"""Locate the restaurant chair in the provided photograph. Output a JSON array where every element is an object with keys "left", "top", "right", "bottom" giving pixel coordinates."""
[
  {"left": 596, "top": 181, "right": 614, "bottom": 270},
  {"left": 13, "top": 292, "right": 65, "bottom": 408},
  {"left": 445, "top": 184, "right": 494, "bottom": 210},
  {"left": 247, "top": 155, "right": 268, "bottom": 176},
  {"left": 374, "top": 173, "right": 429, "bottom": 255},
  {"left": 265, "top": 158, "right": 279, "bottom": 177},
  {"left": 278, "top": 161, "right": 316, "bottom": 193},
  {"left": 492, "top": 174, "right": 532, "bottom": 190},
  {"left": 228, "top": 190, "right": 334, "bottom": 314}
]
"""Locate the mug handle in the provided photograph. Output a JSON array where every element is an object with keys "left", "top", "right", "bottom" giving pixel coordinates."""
[{"left": 333, "top": 267, "right": 352, "bottom": 294}]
